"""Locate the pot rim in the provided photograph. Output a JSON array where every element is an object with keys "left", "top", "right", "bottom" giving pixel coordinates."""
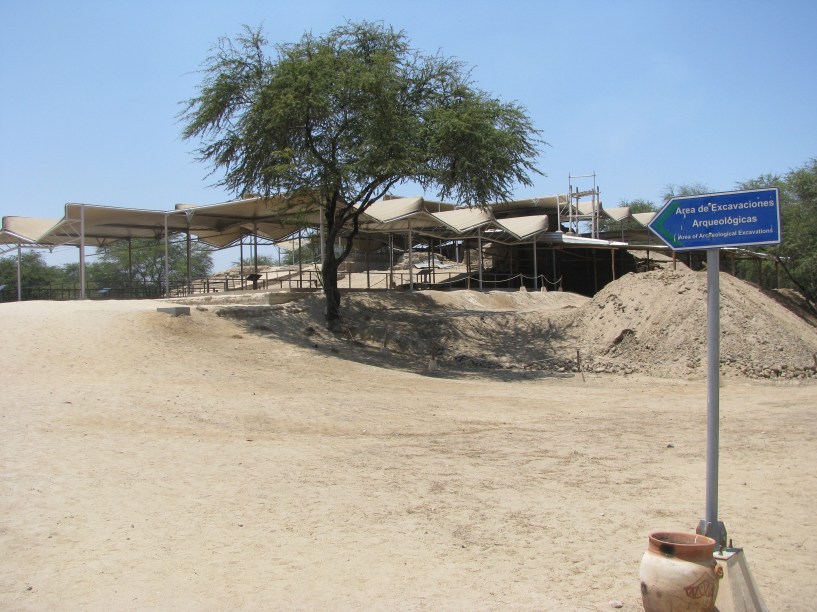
[{"left": 647, "top": 531, "right": 716, "bottom": 562}]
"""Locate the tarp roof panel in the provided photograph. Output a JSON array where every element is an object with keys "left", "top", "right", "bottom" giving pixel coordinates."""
[
  {"left": 576, "top": 200, "right": 601, "bottom": 215},
  {"left": 631, "top": 212, "right": 657, "bottom": 227},
  {"left": 175, "top": 193, "right": 323, "bottom": 226},
  {"left": 428, "top": 208, "right": 493, "bottom": 233},
  {"left": 601, "top": 206, "right": 631, "bottom": 222},
  {"left": 490, "top": 195, "right": 567, "bottom": 214},
  {"left": 359, "top": 196, "right": 425, "bottom": 223},
  {"left": 1, "top": 217, "right": 61, "bottom": 244},
  {"left": 493, "top": 214, "right": 549, "bottom": 241}
]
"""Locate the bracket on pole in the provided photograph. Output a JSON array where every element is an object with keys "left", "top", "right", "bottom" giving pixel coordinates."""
[{"left": 697, "top": 519, "right": 728, "bottom": 550}]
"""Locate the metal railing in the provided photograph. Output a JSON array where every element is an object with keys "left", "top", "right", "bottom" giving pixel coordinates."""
[{"left": 0, "top": 269, "right": 568, "bottom": 303}]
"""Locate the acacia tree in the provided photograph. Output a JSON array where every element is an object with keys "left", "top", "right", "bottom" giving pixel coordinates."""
[
  {"left": 0, "top": 251, "right": 61, "bottom": 299},
  {"left": 181, "top": 21, "right": 543, "bottom": 328},
  {"left": 95, "top": 238, "right": 213, "bottom": 288},
  {"left": 738, "top": 160, "right": 817, "bottom": 315},
  {"left": 661, "top": 183, "right": 712, "bottom": 201}
]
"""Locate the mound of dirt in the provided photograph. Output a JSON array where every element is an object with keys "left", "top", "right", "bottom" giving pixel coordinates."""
[
  {"left": 565, "top": 267, "right": 817, "bottom": 379},
  {"left": 208, "top": 269, "right": 817, "bottom": 380}
]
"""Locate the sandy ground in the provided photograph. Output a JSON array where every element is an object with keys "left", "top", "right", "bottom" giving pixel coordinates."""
[{"left": 1, "top": 295, "right": 816, "bottom": 611}]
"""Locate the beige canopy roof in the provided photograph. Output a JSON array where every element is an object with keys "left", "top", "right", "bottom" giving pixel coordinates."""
[
  {"left": 601, "top": 206, "right": 632, "bottom": 222},
  {"left": 12, "top": 193, "right": 323, "bottom": 249},
  {"left": 0, "top": 216, "right": 61, "bottom": 254},
  {"left": 38, "top": 204, "right": 178, "bottom": 247},
  {"left": 174, "top": 193, "right": 323, "bottom": 247},
  {"left": 493, "top": 214, "right": 549, "bottom": 241},
  {"left": 631, "top": 212, "right": 657, "bottom": 227},
  {"left": 3, "top": 190, "right": 658, "bottom": 254},
  {"left": 1, "top": 216, "right": 61, "bottom": 243}
]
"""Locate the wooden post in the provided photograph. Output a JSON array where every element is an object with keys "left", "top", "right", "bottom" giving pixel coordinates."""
[
  {"left": 465, "top": 240, "right": 471, "bottom": 290},
  {"left": 611, "top": 248, "right": 616, "bottom": 281}
]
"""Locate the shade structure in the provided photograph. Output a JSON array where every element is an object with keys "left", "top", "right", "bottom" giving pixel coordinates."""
[
  {"left": 1, "top": 217, "right": 61, "bottom": 253},
  {"left": 18, "top": 192, "right": 324, "bottom": 249},
  {"left": 175, "top": 193, "right": 323, "bottom": 246},
  {"left": 2, "top": 190, "right": 663, "bottom": 256}
]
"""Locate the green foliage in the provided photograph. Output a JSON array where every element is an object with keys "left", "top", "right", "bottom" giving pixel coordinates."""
[
  {"left": 0, "top": 250, "right": 61, "bottom": 296},
  {"left": 280, "top": 241, "right": 321, "bottom": 266},
  {"left": 599, "top": 198, "right": 656, "bottom": 233},
  {"left": 182, "top": 22, "right": 542, "bottom": 206},
  {"left": 232, "top": 255, "right": 277, "bottom": 269},
  {"left": 736, "top": 159, "right": 817, "bottom": 313},
  {"left": 181, "top": 21, "right": 544, "bottom": 325},
  {"left": 661, "top": 183, "right": 712, "bottom": 201},
  {"left": 95, "top": 237, "right": 213, "bottom": 286},
  {"left": 0, "top": 238, "right": 214, "bottom": 300}
]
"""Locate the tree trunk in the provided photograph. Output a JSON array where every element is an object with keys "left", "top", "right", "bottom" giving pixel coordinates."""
[{"left": 322, "top": 240, "right": 342, "bottom": 331}]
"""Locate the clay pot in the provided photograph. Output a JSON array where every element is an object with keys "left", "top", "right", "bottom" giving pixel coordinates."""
[{"left": 639, "top": 531, "right": 722, "bottom": 611}]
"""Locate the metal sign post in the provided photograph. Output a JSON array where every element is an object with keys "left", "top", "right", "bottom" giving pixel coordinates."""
[
  {"left": 704, "top": 248, "right": 725, "bottom": 545},
  {"left": 648, "top": 188, "right": 781, "bottom": 546}
]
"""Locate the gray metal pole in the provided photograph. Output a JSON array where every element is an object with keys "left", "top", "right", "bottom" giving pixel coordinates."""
[
  {"left": 532, "top": 237, "right": 538, "bottom": 290},
  {"left": 320, "top": 203, "right": 325, "bottom": 266},
  {"left": 186, "top": 230, "right": 192, "bottom": 294},
  {"left": 298, "top": 230, "right": 303, "bottom": 288},
  {"left": 164, "top": 215, "right": 170, "bottom": 297},
  {"left": 253, "top": 223, "right": 258, "bottom": 274},
  {"left": 388, "top": 234, "right": 393, "bottom": 291},
  {"left": 408, "top": 221, "right": 413, "bottom": 291},
  {"left": 253, "top": 223, "right": 259, "bottom": 290},
  {"left": 79, "top": 205, "right": 86, "bottom": 300},
  {"left": 478, "top": 228, "right": 483, "bottom": 290},
  {"left": 16, "top": 244, "right": 22, "bottom": 301},
  {"left": 703, "top": 248, "right": 725, "bottom": 546}
]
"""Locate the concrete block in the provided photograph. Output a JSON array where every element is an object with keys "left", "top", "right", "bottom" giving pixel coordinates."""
[{"left": 157, "top": 306, "right": 191, "bottom": 317}]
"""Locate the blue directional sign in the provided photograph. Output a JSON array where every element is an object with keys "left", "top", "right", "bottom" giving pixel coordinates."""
[{"left": 648, "top": 188, "right": 781, "bottom": 251}]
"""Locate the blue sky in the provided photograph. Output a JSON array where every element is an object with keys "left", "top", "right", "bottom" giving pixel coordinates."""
[{"left": 2, "top": 0, "right": 815, "bottom": 270}]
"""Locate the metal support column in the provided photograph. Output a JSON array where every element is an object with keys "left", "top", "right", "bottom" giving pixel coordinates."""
[
  {"left": 478, "top": 228, "right": 483, "bottom": 290},
  {"left": 163, "top": 214, "right": 170, "bottom": 297},
  {"left": 186, "top": 230, "right": 192, "bottom": 294},
  {"left": 388, "top": 234, "right": 393, "bottom": 291},
  {"left": 320, "top": 203, "right": 325, "bottom": 266},
  {"left": 16, "top": 244, "right": 22, "bottom": 301},
  {"left": 532, "top": 237, "right": 538, "bottom": 290},
  {"left": 408, "top": 221, "right": 413, "bottom": 291},
  {"left": 79, "top": 205, "right": 86, "bottom": 300},
  {"left": 611, "top": 248, "right": 616, "bottom": 281},
  {"left": 298, "top": 231, "right": 303, "bottom": 289}
]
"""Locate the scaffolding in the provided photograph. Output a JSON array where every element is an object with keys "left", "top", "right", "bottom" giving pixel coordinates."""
[{"left": 563, "top": 172, "right": 602, "bottom": 238}]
